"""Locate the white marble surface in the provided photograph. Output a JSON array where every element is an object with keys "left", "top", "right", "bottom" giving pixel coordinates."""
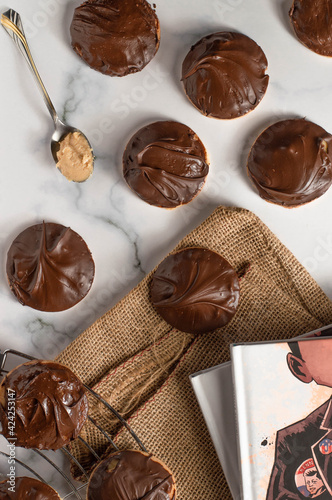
[{"left": 0, "top": 0, "right": 332, "bottom": 495}]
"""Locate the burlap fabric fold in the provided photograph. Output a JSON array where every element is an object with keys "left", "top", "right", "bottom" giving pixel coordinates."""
[{"left": 56, "top": 206, "right": 332, "bottom": 499}]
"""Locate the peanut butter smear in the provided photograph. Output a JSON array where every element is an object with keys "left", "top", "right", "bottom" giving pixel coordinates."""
[{"left": 56, "top": 131, "right": 93, "bottom": 182}]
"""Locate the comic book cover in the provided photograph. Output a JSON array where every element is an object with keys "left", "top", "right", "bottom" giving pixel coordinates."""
[{"left": 231, "top": 335, "right": 332, "bottom": 500}]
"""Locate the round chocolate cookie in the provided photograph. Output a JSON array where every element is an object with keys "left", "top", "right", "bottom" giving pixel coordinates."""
[
  {"left": 6, "top": 222, "right": 95, "bottom": 312},
  {"left": 150, "top": 248, "right": 240, "bottom": 334},
  {"left": 123, "top": 121, "right": 209, "bottom": 208},
  {"left": 0, "top": 477, "right": 60, "bottom": 499},
  {"left": 87, "top": 450, "right": 176, "bottom": 500},
  {"left": 182, "top": 32, "right": 269, "bottom": 119},
  {"left": 247, "top": 118, "right": 332, "bottom": 207},
  {"left": 0, "top": 360, "right": 89, "bottom": 450},
  {"left": 290, "top": 0, "right": 332, "bottom": 57},
  {"left": 70, "top": 0, "right": 160, "bottom": 77}
]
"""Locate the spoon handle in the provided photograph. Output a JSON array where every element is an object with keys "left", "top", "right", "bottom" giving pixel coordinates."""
[{"left": 1, "top": 9, "right": 58, "bottom": 123}]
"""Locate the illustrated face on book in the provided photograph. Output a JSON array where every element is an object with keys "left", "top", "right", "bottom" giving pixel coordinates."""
[
  {"left": 304, "top": 468, "right": 326, "bottom": 497},
  {"left": 287, "top": 338, "right": 332, "bottom": 388},
  {"left": 266, "top": 339, "right": 332, "bottom": 500}
]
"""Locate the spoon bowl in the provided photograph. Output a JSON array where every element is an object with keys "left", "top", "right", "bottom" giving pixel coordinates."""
[{"left": 51, "top": 117, "right": 93, "bottom": 164}]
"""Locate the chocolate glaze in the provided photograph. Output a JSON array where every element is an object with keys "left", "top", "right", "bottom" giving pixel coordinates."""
[
  {"left": 0, "top": 360, "right": 89, "bottom": 450},
  {"left": 247, "top": 118, "right": 332, "bottom": 207},
  {"left": 290, "top": 0, "right": 332, "bottom": 57},
  {"left": 87, "top": 450, "right": 176, "bottom": 500},
  {"left": 151, "top": 248, "right": 240, "bottom": 334},
  {"left": 182, "top": 32, "right": 269, "bottom": 119},
  {"left": 70, "top": 0, "right": 160, "bottom": 77},
  {"left": 0, "top": 477, "right": 60, "bottom": 500},
  {"left": 6, "top": 222, "right": 95, "bottom": 312},
  {"left": 123, "top": 121, "right": 209, "bottom": 208}
]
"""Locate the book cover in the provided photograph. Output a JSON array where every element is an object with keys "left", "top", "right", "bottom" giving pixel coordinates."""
[
  {"left": 232, "top": 335, "right": 332, "bottom": 500},
  {"left": 190, "top": 324, "right": 332, "bottom": 499}
]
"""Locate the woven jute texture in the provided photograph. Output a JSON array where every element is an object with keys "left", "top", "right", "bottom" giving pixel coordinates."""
[{"left": 56, "top": 206, "right": 332, "bottom": 499}]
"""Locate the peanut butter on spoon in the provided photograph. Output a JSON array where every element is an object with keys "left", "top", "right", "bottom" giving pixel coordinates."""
[{"left": 56, "top": 131, "right": 94, "bottom": 182}]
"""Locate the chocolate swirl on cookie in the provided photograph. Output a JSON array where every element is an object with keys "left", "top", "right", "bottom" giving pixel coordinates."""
[
  {"left": 247, "top": 118, "right": 332, "bottom": 207},
  {"left": 6, "top": 222, "right": 95, "bottom": 312},
  {"left": 123, "top": 121, "right": 209, "bottom": 208},
  {"left": 0, "top": 361, "right": 89, "bottom": 450},
  {"left": 0, "top": 477, "right": 60, "bottom": 500},
  {"left": 87, "top": 450, "right": 176, "bottom": 500},
  {"left": 182, "top": 32, "right": 269, "bottom": 119},
  {"left": 290, "top": 0, "right": 332, "bottom": 57},
  {"left": 151, "top": 248, "right": 240, "bottom": 334},
  {"left": 70, "top": 0, "right": 160, "bottom": 76}
]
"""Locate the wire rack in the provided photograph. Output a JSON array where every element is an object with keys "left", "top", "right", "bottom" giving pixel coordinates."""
[{"left": 0, "top": 349, "right": 147, "bottom": 499}]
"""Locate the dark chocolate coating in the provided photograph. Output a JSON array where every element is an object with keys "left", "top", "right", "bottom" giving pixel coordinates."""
[
  {"left": 290, "top": 0, "right": 332, "bottom": 57},
  {"left": 87, "top": 450, "right": 176, "bottom": 500},
  {"left": 182, "top": 32, "right": 269, "bottom": 119},
  {"left": 0, "top": 477, "right": 60, "bottom": 499},
  {"left": 123, "top": 121, "right": 209, "bottom": 208},
  {"left": 70, "top": 0, "right": 160, "bottom": 77},
  {"left": 6, "top": 222, "right": 95, "bottom": 312},
  {"left": 247, "top": 118, "right": 332, "bottom": 207},
  {"left": 151, "top": 248, "right": 240, "bottom": 334},
  {"left": 0, "top": 360, "right": 89, "bottom": 450}
]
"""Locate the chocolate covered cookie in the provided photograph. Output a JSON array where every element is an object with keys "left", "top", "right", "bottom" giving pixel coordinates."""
[
  {"left": 151, "top": 247, "right": 240, "bottom": 334},
  {"left": 123, "top": 121, "right": 209, "bottom": 208},
  {"left": 0, "top": 477, "right": 60, "bottom": 499},
  {"left": 0, "top": 360, "right": 89, "bottom": 450},
  {"left": 290, "top": 0, "right": 332, "bottom": 57},
  {"left": 182, "top": 32, "right": 269, "bottom": 119},
  {"left": 6, "top": 222, "right": 95, "bottom": 312},
  {"left": 247, "top": 118, "right": 332, "bottom": 207},
  {"left": 71, "top": 0, "right": 160, "bottom": 76},
  {"left": 87, "top": 450, "right": 176, "bottom": 500}
]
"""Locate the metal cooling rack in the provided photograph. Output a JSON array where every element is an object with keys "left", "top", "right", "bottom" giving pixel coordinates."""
[{"left": 0, "top": 349, "right": 147, "bottom": 499}]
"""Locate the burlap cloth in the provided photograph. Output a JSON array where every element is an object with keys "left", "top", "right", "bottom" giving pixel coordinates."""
[{"left": 56, "top": 206, "right": 332, "bottom": 499}]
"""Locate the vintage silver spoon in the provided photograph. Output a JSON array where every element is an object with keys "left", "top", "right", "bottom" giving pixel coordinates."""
[{"left": 1, "top": 9, "right": 94, "bottom": 182}]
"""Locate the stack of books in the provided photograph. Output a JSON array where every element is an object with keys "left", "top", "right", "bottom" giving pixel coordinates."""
[{"left": 190, "top": 324, "right": 332, "bottom": 500}]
